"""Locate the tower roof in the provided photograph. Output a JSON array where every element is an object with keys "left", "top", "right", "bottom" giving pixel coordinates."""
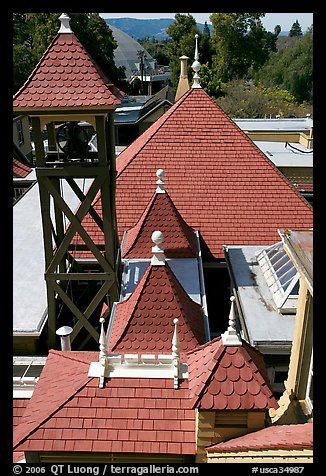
[
  {"left": 122, "top": 183, "right": 197, "bottom": 259},
  {"left": 81, "top": 87, "right": 312, "bottom": 260},
  {"left": 108, "top": 262, "right": 206, "bottom": 356},
  {"left": 13, "top": 16, "right": 123, "bottom": 111},
  {"left": 187, "top": 336, "right": 278, "bottom": 410}
]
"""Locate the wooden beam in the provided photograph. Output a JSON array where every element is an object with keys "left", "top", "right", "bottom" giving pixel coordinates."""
[
  {"left": 44, "top": 175, "right": 111, "bottom": 273},
  {"left": 65, "top": 177, "right": 103, "bottom": 230},
  {"left": 70, "top": 277, "right": 115, "bottom": 342},
  {"left": 46, "top": 273, "right": 111, "bottom": 280},
  {"left": 52, "top": 281, "right": 99, "bottom": 342}
]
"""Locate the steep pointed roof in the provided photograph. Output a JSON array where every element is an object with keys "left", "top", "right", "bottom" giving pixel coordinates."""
[
  {"left": 108, "top": 262, "right": 206, "bottom": 356},
  {"left": 13, "top": 25, "right": 123, "bottom": 111},
  {"left": 85, "top": 87, "right": 311, "bottom": 260},
  {"left": 122, "top": 190, "right": 197, "bottom": 259},
  {"left": 187, "top": 336, "right": 278, "bottom": 410}
]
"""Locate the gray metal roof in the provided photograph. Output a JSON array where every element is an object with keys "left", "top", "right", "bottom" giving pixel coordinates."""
[
  {"left": 13, "top": 178, "right": 93, "bottom": 335},
  {"left": 108, "top": 24, "right": 155, "bottom": 80},
  {"left": 253, "top": 140, "right": 313, "bottom": 167},
  {"left": 224, "top": 244, "right": 295, "bottom": 353},
  {"left": 234, "top": 117, "right": 313, "bottom": 132}
]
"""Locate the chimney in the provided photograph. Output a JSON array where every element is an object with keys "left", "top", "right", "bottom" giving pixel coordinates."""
[
  {"left": 175, "top": 55, "right": 190, "bottom": 102},
  {"left": 56, "top": 326, "right": 73, "bottom": 350}
]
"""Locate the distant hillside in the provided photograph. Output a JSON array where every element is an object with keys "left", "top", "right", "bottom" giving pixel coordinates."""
[{"left": 105, "top": 17, "right": 212, "bottom": 40}]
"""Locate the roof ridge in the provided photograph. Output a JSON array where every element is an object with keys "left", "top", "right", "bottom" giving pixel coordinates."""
[
  {"left": 109, "top": 263, "right": 152, "bottom": 351},
  {"left": 188, "top": 342, "right": 225, "bottom": 408},
  {"left": 116, "top": 89, "right": 193, "bottom": 176},
  {"left": 122, "top": 191, "right": 157, "bottom": 257},
  {"left": 123, "top": 190, "right": 197, "bottom": 259}
]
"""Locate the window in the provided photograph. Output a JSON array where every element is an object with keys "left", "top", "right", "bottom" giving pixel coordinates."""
[
  {"left": 215, "top": 411, "right": 247, "bottom": 428},
  {"left": 256, "top": 242, "right": 300, "bottom": 313},
  {"left": 16, "top": 119, "right": 24, "bottom": 145}
]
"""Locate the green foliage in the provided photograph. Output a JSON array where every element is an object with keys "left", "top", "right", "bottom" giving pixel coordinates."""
[
  {"left": 289, "top": 20, "right": 303, "bottom": 37},
  {"left": 254, "top": 28, "right": 312, "bottom": 102},
  {"left": 12, "top": 12, "right": 128, "bottom": 94},
  {"left": 216, "top": 79, "right": 312, "bottom": 118},
  {"left": 165, "top": 14, "right": 201, "bottom": 89},
  {"left": 138, "top": 38, "right": 170, "bottom": 65},
  {"left": 199, "top": 63, "right": 225, "bottom": 98},
  {"left": 210, "top": 13, "right": 276, "bottom": 82}
]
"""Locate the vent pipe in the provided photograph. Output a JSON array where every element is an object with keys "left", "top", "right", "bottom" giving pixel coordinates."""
[{"left": 56, "top": 326, "right": 73, "bottom": 351}]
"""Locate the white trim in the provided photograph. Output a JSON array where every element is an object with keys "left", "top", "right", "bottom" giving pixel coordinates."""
[
  {"left": 88, "top": 354, "right": 188, "bottom": 380},
  {"left": 195, "top": 231, "right": 210, "bottom": 341},
  {"left": 256, "top": 242, "right": 299, "bottom": 313}
]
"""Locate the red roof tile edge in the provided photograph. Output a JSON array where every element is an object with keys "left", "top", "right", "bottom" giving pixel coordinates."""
[{"left": 206, "top": 423, "right": 313, "bottom": 452}]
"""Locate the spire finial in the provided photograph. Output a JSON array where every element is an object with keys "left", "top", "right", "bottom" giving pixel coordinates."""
[
  {"left": 172, "top": 318, "right": 180, "bottom": 389},
  {"left": 58, "top": 13, "right": 73, "bottom": 34},
  {"left": 99, "top": 317, "right": 109, "bottom": 388},
  {"left": 221, "top": 296, "right": 242, "bottom": 346},
  {"left": 151, "top": 230, "right": 165, "bottom": 265},
  {"left": 191, "top": 34, "right": 201, "bottom": 89},
  {"left": 156, "top": 168, "right": 165, "bottom": 193}
]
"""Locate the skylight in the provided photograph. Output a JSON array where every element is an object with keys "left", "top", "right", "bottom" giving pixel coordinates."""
[{"left": 256, "top": 241, "right": 300, "bottom": 313}]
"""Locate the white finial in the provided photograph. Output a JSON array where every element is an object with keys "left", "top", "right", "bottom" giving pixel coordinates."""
[
  {"left": 156, "top": 169, "right": 165, "bottom": 193},
  {"left": 58, "top": 13, "right": 73, "bottom": 34},
  {"left": 191, "top": 34, "right": 201, "bottom": 89},
  {"left": 151, "top": 230, "right": 165, "bottom": 265},
  {"left": 172, "top": 318, "right": 180, "bottom": 389},
  {"left": 99, "top": 317, "right": 109, "bottom": 388},
  {"left": 221, "top": 296, "right": 242, "bottom": 346}
]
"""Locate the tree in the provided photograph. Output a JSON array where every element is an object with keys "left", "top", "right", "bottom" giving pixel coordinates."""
[
  {"left": 274, "top": 25, "right": 281, "bottom": 36},
  {"left": 254, "top": 27, "right": 312, "bottom": 102},
  {"left": 12, "top": 13, "right": 128, "bottom": 94},
  {"left": 289, "top": 20, "right": 303, "bottom": 37},
  {"left": 210, "top": 13, "right": 276, "bottom": 82},
  {"left": 216, "top": 79, "right": 312, "bottom": 118},
  {"left": 166, "top": 13, "right": 200, "bottom": 88}
]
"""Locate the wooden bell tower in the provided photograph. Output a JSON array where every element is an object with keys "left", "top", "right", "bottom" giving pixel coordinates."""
[{"left": 13, "top": 14, "right": 123, "bottom": 349}]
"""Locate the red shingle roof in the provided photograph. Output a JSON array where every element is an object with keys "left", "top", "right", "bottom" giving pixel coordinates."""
[
  {"left": 13, "top": 158, "right": 32, "bottom": 178},
  {"left": 122, "top": 190, "right": 197, "bottom": 259},
  {"left": 187, "top": 337, "right": 278, "bottom": 410},
  {"left": 13, "top": 33, "right": 123, "bottom": 111},
  {"left": 109, "top": 262, "right": 206, "bottom": 356},
  {"left": 206, "top": 422, "right": 313, "bottom": 452},
  {"left": 87, "top": 87, "right": 311, "bottom": 260},
  {"left": 14, "top": 351, "right": 197, "bottom": 456}
]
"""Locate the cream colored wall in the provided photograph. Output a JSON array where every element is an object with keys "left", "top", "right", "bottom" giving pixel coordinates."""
[
  {"left": 270, "top": 277, "right": 313, "bottom": 424},
  {"left": 207, "top": 448, "right": 313, "bottom": 463},
  {"left": 195, "top": 410, "right": 265, "bottom": 463}
]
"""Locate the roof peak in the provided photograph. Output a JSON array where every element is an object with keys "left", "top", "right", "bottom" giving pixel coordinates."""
[
  {"left": 151, "top": 230, "right": 166, "bottom": 265},
  {"left": 156, "top": 168, "right": 165, "bottom": 193},
  {"left": 191, "top": 34, "right": 201, "bottom": 89},
  {"left": 58, "top": 13, "right": 73, "bottom": 34}
]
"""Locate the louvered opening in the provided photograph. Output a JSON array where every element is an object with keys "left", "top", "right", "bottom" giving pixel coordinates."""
[{"left": 215, "top": 411, "right": 248, "bottom": 428}]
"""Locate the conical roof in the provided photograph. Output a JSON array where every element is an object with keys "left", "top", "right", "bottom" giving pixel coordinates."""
[
  {"left": 108, "top": 262, "right": 206, "bottom": 356},
  {"left": 187, "top": 336, "right": 278, "bottom": 410},
  {"left": 13, "top": 23, "right": 123, "bottom": 111},
  {"left": 122, "top": 189, "right": 197, "bottom": 259}
]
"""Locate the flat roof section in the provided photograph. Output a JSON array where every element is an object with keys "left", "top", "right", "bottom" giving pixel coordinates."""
[
  {"left": 253, "top": 140, "right": 313, "bottom": 168},
  {"left": 224, "top": 244, "right": 295, "bottom": 353}
]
